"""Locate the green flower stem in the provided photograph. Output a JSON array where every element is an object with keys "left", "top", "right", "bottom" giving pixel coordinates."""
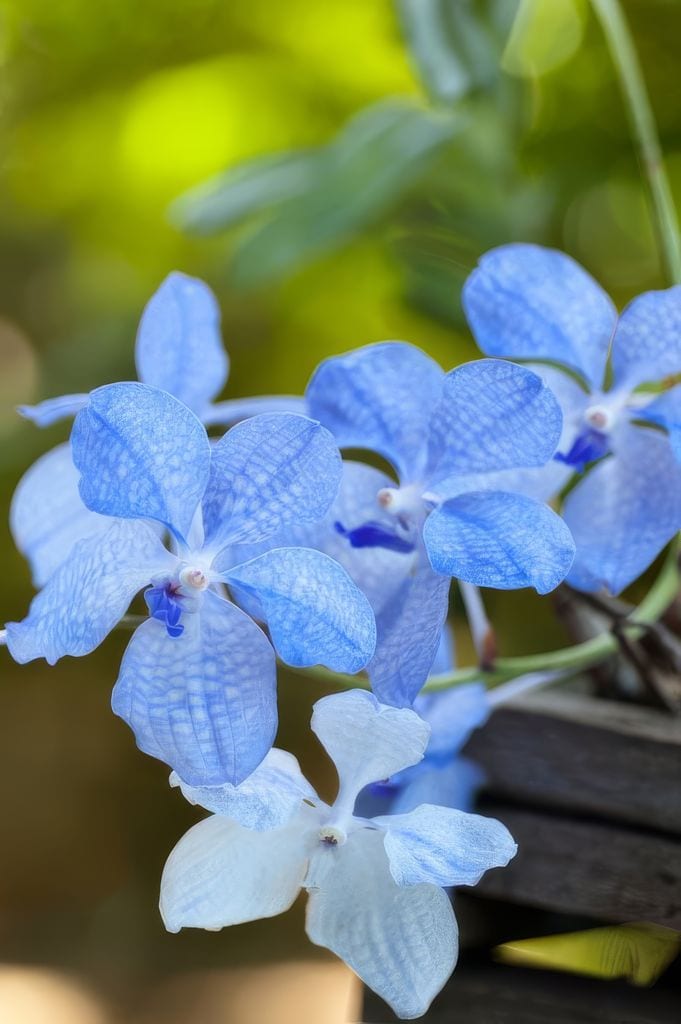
[{"left": 591, "top": 0, "right": 681, "bottom": 286}]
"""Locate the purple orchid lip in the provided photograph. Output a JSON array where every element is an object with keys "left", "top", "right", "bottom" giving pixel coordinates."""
[
  {"left": 555, "top": 426, "right": 611, "bottom": 470},
  {"left": 334, "top": 519, "right": 415, "bottom": 554},
  {"left": 144, "top": 583, "right": 185, "bottom": 638}
]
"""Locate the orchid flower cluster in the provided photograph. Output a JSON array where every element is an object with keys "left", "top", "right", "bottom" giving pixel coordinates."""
[{"left": 4, "top": 244, "right": 681, "bottom": 1018}]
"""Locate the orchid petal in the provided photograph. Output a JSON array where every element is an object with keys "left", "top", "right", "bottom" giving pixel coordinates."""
[
  {"left": 203, "top": 394, "right": 307, "bottom": 427},
  {"left": 18, "top": 393, "right": 89, "bottom": 427},
  {"left": 71, "top": 382, "right": 210, "bottom": 542},
  {"left": 611, "top": 286, "right": 681, "bottom": 390},
  {"left": 112, "top": 590, "right": 278, "bottom": 786}
]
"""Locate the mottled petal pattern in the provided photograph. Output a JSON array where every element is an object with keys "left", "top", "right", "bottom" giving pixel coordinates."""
[
  {"left": 462, "top": 243, "right": 616, "bottom": 389},
  {"left": 71, "top": 382, "right": 211, "bottom": 541},
  {"left": 135, "top": 272, "right": 228, "bottom": 415},
  {"left": 423, "top": 490, "right": 575, "bottom": 593},
  {"left": 202, "top": 413, "right": 342, "bottom": 550},
  {"left": 112, "top": 590, "right": 277, "bottom": 786},
  {"left": 161, "top": 811, "right": 311, "bottom": 932},
  {"left": 306, "top": 342, "right": 445, "bottom": 481},
  {"left": 6, "top": 519, "right": 173, "bottom": 665},
  {"left": 428, "top": 360, "right": 563, "bottom": 480},
  {"left": 305, "top": 828, "right": 457, "bottom": 1020},
  {"left": 564, "top": 423, "right": 681, "bottom": 594},
  {"left": 311, "top": 690, "right": 429, "bottom": 810},
  {"left": 611, "top": 286, "right": 681, "bottom": 389},
  {"left": 223, "top": 548, "right": 376, "bottom": 673},
  {"left": 10, "top": 443, "right": 112, "bottom": 587},
  {"left": 377, "top": 804, "right": 516, "bottom": 887},
  {"left": 169, "top": 748, "right": 317, "bottom": 830}
]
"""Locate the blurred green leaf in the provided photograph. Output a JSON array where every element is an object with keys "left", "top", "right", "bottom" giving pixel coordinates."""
[
  {"left": 397, "top": 0, "right": 518, "bottom": 104},
  {"left": 170, "top": 150, "right": 322, "bottom": 234},
  {"left": 502, "top": 0, "right": 584, "bottom": 78},
  {"left": 496, "top": 922, "right": 681, "bottom": 986},
  {"left": 227, "top": 101, "right": 463, "bottom": 287}
]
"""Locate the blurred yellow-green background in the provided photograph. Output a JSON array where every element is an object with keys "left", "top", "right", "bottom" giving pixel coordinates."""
[{"left": 1, "top": 1, "right": 680, "bottom": 1020}]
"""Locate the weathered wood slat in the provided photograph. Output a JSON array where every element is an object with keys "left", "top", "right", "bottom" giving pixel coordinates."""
[
  {"left": 465, "top": 691, "right": 681, "bottom": 834},
  {"left": 364, "top": 963, "right": 681, "bottom": 1023},
  {"left": 475, "top": 805, "right": 681, "bottom": 929}
]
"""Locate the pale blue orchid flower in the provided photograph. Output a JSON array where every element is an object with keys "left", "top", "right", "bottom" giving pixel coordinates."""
[
  {"left": 5, "top": 385, "right": 375, "bottom": 786},
  {"left": 13, "top": 272, "right": 304, "bottom": 587},
  {"left": 302, "top": 344, "right": 575, "bottom": 706},
  {"left": 463, "top": 243, "right": 681, "bottom": 593},
  {"left": 160, "top": 689, "right": 516, "bottom": 1020}
]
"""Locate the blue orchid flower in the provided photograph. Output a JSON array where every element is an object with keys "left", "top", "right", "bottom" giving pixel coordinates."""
[
  {"left": 463, "top": 243, "right": 681, "bottom": 594},
  {"left": 160, "top": 688, "right": 516, "bottom": 1020},
  {"left": 5, "top": 385, "right": 376, "bottom": 786},
  {"left": 303, "top": 343, "right": 575, "bottom": 706},
  {"left": 12, "top": 272, "right": 304, "bottom": 587}
]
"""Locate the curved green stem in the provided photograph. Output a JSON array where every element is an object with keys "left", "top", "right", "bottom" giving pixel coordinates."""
[{"left": 591, "top": 0, "right": 681, "bottom": 285}]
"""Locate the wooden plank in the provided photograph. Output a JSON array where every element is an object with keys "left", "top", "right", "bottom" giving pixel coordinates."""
[
  {"left": 464, "top": 691, "right": 681, "bottom": 834},
  {"left": 475, "top": 805, "right": 681, "bottom": 929},
  {"left": 364, "top": 962, "right": 681, "bottom": 1023}
]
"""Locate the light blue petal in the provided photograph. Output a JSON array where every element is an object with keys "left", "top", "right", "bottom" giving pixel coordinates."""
[
  {"left": 305, "top": 827, "right": 457, "bottom": 1019},
  {"left": 71, "top": 382, "right": 211, "bottom": 542},
  {"left": 161, "top": 811, "right": 310, "bottom": 932},
  {"left": 369, "top": 560, "right": 451, "bottom": 708},
  {"left": 169, "top": 747, "right": 317, "bottom": 830},
  {"left": 611, "top": 286, "right": 681, "bottom": 390},
  {"left": 111, "top": 590, "right": 278, "bottom": 786},
  {"left": 391, "top": 758, "right": 485, "bottom": 815},
  {"left": 311, "top": 690, "right": 429, "bottom": 812},
  {"left": 564, "top": 423, "right": 681, "bottom": 594},
  {"left": 5, "top": 519, "right": 173, "bottom": 665},
  {"left": 428, "top": 360, "right": 563, "bottom": 481},
  {"left": 642, "top": 385, "right": 681, "bottom": 461},
  {"left": 428, "top": 623, "right": 456, "bottom": 677},
  {"left": 10, "top": 443, "right": 112, "bottom": 587},
  {"left": 135, "top": 272, "right": 228, "bottom": 415},
  {"left": 415, "top": 683, "right": 489, "bottom": 760},
  {"left": 202, "top": 413, "right": 341, "bottom": 550},
  {"left": 18, "top": 393, "right": 89, "bottom": 427},
  {"left": 462, "top": 243, "right": 616, "bottom": 389},
  {"left": 306, "top": 341, "right": 444, "bottom": 482},
  {"left": 203, "top": 394, "right": 307, "bottom": 426},
  {"left": 377, "top": 804, "right": 516, "bottom": 888},
  {"left": 423, "top": 490, "right": 575, "bottom": 593},
  {"left": 223, "top": 547, "right": 376, "bottom": 673}
]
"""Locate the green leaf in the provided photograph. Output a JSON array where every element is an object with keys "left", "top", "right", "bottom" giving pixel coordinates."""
[
  {"left": 397, "top": 0, "right": 514, "bottom": 105},
  {"left": 169, "top": 150, "right": 321, "bottom": 234},
  {"left": 495, "top": 922, "right": 681, "bottom": 986},
  {"left": 229, "top": 101, "right": 462, "bottom": 287},
  {"left": 501, "top": 0, "right": 584, "bottom": 78}
]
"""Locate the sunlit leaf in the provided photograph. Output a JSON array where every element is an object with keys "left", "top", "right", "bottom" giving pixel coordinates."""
[
  {"left": 228, "top": 101, "right": 463, "bottom": 287},
  {"left": 495, "top": 922, "right": 681, "bottom": 986},
  {"left": 501, "top": 0, "right": 584, "bottom": 78}
]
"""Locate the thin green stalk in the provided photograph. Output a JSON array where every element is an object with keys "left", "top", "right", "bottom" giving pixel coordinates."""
[{"left": 591, "top": 0, "right": 681, "bottom": 285}]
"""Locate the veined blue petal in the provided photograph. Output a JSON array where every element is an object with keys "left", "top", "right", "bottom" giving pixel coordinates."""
[
  {"left": 135, "top": 272, "right": 228, "bottom": 416},
  {"left": 377, "top": 804, "right": 517, "bottom": 888},
  {"left": 428, "top": 623, "right": 456, "bottom": 677},
  {"left": 564, "top": 423, "right": 681, "bottom": 594},
  {"left": 203, "top": 394, "right": 307, "bottom": 426},
  {"left": 305, "top": 827, "right": 457, "bottom": 1020},
  {"left": 390, "top": 758, "right": 485, "bottom": 816},
  {"left": 71, "top": 382, "right": 210, "bottom": 542},
  {"left": 311, "top": 690, "right": 429, "bottom": 811},
  {"left": 306, "top": 342, "right": 444, "bottom": 482},
  {"left": 169, "top": 748, "right": 317, "bottom": 830},
  {"left": 111, "top": 590, "right": 277, "bottom": 786},
  {"left": 642, "top": 385, "right": 681, "bottom": 461},
  {"left": 223, "top": 548, "right": 376, "bottom": 673},
  {"left": 18, "top": 393, "right": 89, "bottom": 427},
  {"left": 611, "top": 286, "right": 681, "bottom": 390},
  {"left": 423, "top": 490, "right": 575, "bottom": 593},
  {"left": 5, "top": 519, "right": 173, "bottom": 665},
  {"left": 415, "top": 683, "right": 489, "bottom": 761},
  {"left": 10, "top": 443, "right": 112, "bottom": 587},
  {"left": 428, "top": 360, "right": 563, "bottom": 480},
  {"left": 202, "top": 413, "right": 341, "bottom": 550},
  {"left": 161, "top": 811, "right": 310, "bottom": 932},
  {"left": 462, "top": 243, "right": 616, "bottom": 389},
  {"left": 369, "top": 561, "right": 451, "bottom": 708}
]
